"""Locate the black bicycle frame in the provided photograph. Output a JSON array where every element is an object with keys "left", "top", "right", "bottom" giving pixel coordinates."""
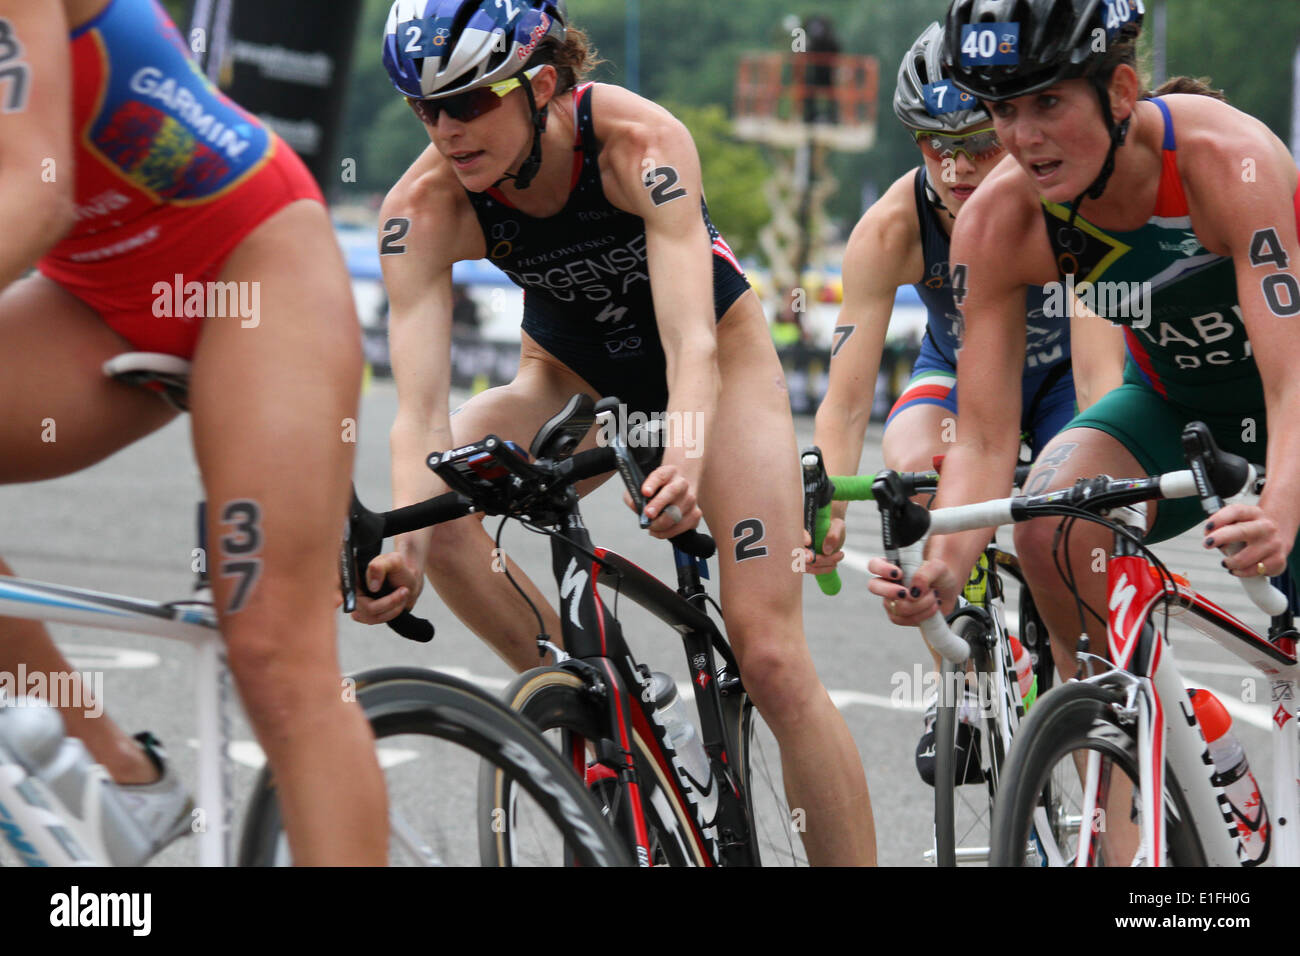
[{"left": 545, "top": 514, "right": 758, "bottom": 867}]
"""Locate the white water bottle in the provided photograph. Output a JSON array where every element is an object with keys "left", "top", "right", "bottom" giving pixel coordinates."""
[
  {"left": 0, "top": 699, "right": 152, "bottom": 866},
  {"left": 650, "top": 673, "right": 711, "bottom": 787},
  {"left": 1188, "top": 688, "right": 1270, "bottom": 865}
]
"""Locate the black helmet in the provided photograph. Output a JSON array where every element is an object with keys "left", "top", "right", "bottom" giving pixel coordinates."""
[
  {"left": 942, "top": 0, "right": 1143, "bottom": 102},
  {"left": 942, "top": 0, "right": 1144, "bottom": 216}
]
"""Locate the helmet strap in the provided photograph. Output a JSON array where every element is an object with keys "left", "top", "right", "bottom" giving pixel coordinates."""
[
  {"left": 923, "top": 168, "right": 956, "bottom": 222},
  {"left": 1065, "top": 78, "right": 1132, "bottom": 231},
  {"left": 492, "top": 76, "right": 549, "bottom": 191}
]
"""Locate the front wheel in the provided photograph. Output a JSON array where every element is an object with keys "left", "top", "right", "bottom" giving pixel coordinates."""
[
  {"left": 932, "top": 615, "right": 1006, "bottom": 866},
  {"left": 238, "top": 667, "right": 628, "bottom": 867},
  {"left": 479, "top": 666, "right": 707, "bottom": 867},
  {"left": 989, "top": 680, "right": 1206, "bottom": 866}
]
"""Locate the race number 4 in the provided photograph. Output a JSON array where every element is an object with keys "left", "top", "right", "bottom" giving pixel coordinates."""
[{"left": 1248, "top": 227, "right": 1300, "bottom": 317}]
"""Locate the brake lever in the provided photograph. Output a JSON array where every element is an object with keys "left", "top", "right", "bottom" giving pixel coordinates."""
[{"left": 598, "top": 409, "right": 651, "bottom": 526}]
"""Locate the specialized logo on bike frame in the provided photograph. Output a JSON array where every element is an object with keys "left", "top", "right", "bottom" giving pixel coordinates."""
[
  {"left": 1107, "top": 560, "right": 1165, "bottom": 670},
  {"left": 559, "top": 558, "right": 588, "bottom": 630}
]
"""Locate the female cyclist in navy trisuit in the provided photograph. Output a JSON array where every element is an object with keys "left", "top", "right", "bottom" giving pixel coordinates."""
[
  {"left": 358, "top": 0, "right": 875, "bottom": 864},
  {"left": 0, "top": 0, "right": 381, "bottom": 863}
]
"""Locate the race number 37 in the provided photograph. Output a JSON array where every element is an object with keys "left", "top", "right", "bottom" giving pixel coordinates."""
[{"left": 959, "top": 23, "right": 1018, "bottom": 66}]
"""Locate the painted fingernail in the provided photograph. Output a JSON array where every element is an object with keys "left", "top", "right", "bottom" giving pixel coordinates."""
[
  {"left": 897, "top": 589, "right": 907, "bottom": 599},
  {"left": 910, "top": 587, "right": 921, "bottom": 598},
  {"left": 1206, "top": 522, "right": 1215, "bottom": 531},
  {"left": 1204, "top": 537, "right": 1215, "bottom": 547},
  {"left": 890, "top": 569, "right": 901, "bottom": 580},
  {"left": 1221, "top": 560, "right": 1228, "bottom": 569}
]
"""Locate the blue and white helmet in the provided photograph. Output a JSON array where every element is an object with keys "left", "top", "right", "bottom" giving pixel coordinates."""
[{"left": 383, "top": 0, "right": 567, "bottom": 99}]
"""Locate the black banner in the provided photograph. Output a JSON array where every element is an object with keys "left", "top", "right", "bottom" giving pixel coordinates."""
[{"left": 189, "top": 0, "right": 363, "bottom": 192}]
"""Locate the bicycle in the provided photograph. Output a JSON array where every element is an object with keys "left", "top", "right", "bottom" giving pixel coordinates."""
[
  {"left": 863, "top": 420, "right": 1298, "bottom": 866},
  {"left": 802, "top": 448, "right": 1053, "bottom": 866},
  {"left": 407, "top": 392, "right": 800, "bottom": 866},
  {"left": 0, "top": 353, "right": 627, "bottom": 867}
]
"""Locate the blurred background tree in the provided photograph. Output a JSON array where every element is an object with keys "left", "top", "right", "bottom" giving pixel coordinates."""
[{"left": 162, "top": 0, "right": 1300, "bottom": 263}]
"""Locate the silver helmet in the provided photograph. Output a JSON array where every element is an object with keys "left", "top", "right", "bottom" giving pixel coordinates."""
[{"left": 893, "top": 21, "right": 989, "bottom": 134}]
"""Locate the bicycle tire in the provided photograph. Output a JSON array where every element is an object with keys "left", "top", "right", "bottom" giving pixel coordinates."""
[
  {"left": 479, "top": 666, "right": 705, "bottom": 866},
  {"left": 238, "top": 667, "right": 629, "bottom": 867},
  {"left": 735, "top": 692, "right": 805, "bottom": 866},
  {"left": 989, "top": 680, "right": 1207, "bottom": 866},
  {"left": 932, "top": 615, "right": 1005, "bottom": 866}
]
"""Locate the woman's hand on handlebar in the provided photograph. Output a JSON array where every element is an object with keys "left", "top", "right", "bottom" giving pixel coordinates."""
[
  {"left": 629, "top": 462, "right": 702, "bottom": 538},
  {"left": 866, "top": 556, "right": 961, "bottom": 626},
  {"left": 1204, "top": 502, "right": 1290, "bottom": 577},
  {"left": 352, "top": 551, "right": 424, "bottom": 625},
  {"left": 802, "top": 516, "right": 846, "bottom": 575}
]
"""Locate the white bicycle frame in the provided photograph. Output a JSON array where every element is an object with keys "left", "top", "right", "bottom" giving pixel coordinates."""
[
  {"left": 1096, "top": 555, "right": 1300, "bottom": 866},
  {"left": 894, "top": 467, "right": 1298, "bottom": 867},
  {"left": 0, "top": 576, "right": 233, "bottom": 866}
]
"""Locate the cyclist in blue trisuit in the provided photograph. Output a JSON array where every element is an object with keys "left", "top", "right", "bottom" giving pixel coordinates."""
[
  {"left": 807, "top": 22, "right": 1121, "bottom": 781},
  {"left": 872, "top": 1, "right": 1300, "bottom": 689},
  {"left": 357, "top": 0, "right": 876, "bottom": 864}
]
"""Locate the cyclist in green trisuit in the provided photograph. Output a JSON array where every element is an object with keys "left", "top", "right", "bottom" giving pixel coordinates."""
[
  {"left": 871, "top": 0, "right": 1300, "bottom": 678},
  {"left": 808, "top": 21, "right": 1121, "bottom": 782}
]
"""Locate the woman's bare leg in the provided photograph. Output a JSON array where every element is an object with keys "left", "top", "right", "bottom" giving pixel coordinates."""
[
  {"left": 189, "top": 200, "right": 379, "bottom": 864},
  {"left": 0, "top": 275, "right": 176, "bottom": 784},
  {"left": 699, "top": 296, "right": 875, "bottom": 865}
]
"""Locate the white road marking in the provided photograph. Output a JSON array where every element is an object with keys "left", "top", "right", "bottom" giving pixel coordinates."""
[
  {"left": 62, "top": 644, "right": 160, "bottom": 670},
  {"left": 188, "top": 739, "right": 418, "bottom": 770}
]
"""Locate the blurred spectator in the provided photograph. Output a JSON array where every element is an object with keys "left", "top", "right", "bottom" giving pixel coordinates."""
[
  {"left": 772, "top": 287, "right": 806, "bottom": 347},
  {"left": 451, "top": 283, "right": 480, "bottom": 336},
  {"left": 801, "top": 15, "right": 840, "bottom": 125}
]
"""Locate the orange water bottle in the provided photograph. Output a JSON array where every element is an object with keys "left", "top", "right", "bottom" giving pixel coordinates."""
[{"left": 1188, "top": 688, "right": 1270, "bottom": 865}]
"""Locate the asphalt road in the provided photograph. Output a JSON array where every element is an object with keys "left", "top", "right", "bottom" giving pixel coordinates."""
[{"left": 0, "top": 379, "right": 1283, "bottom": 866}]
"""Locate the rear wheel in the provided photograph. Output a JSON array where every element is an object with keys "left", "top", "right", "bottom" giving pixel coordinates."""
[{"left": 238, "top": 668, "right": 627, "bottom": 867}]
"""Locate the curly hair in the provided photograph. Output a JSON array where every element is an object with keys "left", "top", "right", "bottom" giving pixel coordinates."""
[{"left": 524, "top": 25, "right": 604, "bottom": 94}]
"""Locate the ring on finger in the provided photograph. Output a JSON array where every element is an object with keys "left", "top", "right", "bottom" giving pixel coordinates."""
[
  {"left": 888, "top": 600, "right": 897, "bottom": 614},
  {"left": 1258, "top": 561, "right": 1269, "bottom": 576}
]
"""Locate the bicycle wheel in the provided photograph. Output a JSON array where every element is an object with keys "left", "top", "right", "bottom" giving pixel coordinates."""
[
  {"left": 989, "top": 680, "right": 1206, "bottom": 866},
  {"left": 932, "top": 615, "right": 1006, "bottom": 866},
  {"left": 734, "top": 694, "right": 805, "bottom": 866},
  {"left": 479, "top": 666, "right": 708, "bottom": 866},
  {"left": 238, "top": 667, "right": 628, "bottom": 867}
]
